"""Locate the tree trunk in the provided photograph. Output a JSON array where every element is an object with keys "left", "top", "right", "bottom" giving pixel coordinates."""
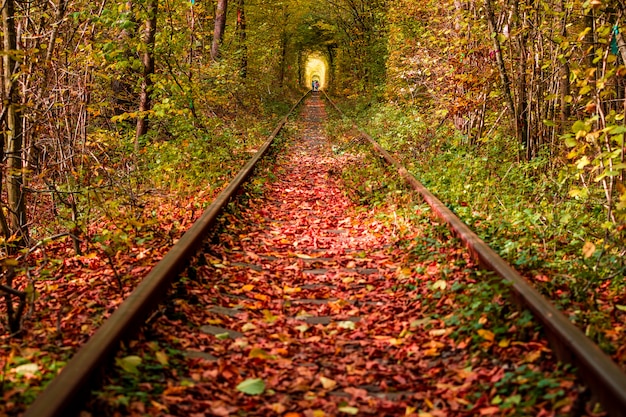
[
  {"left": 3, "top": 0, "right": 28, "bottom": 243},
  {"left": 557, "top": 0, "right": 570, "bottom": 130},
  {"left": 279, "top": 30, "right": 288, "bottom": 87},
  {"left": 484, "top": 0, "right": 518, "bottom": 145},
  {"left": 135, "top": 0, "right": 158, "bottom": 153},
  {"left": 236, "top": 0, "right": 247, "bottom": 78},
  {"left": 211, "top": 0, "right": 228, "bottom": 61}
]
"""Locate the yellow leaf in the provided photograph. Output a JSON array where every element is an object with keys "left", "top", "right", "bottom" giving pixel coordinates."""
[
  {"left": 284, "top": 285, "right": 302, "bottom": 294},
  {"left": 241, "top": 284, "right": 254, "bottom": 292},
  {"left": 405, "top": 406, "right": 417, "bottom": 416},
  {"left": 155, "top": 351, "right": 168, "bottom": 365},
  {"left": 424, "top": 397, "right": 434, "bottom": 409},
  {"left": 319, "top": 376, "right": 337, "bottom": 390},
  {"left": 429, "top": 328, "right": 447, "bottom": 336},
  {"left": 254, "top": 293, "right": 269, "bottom": 302},
  {"left": 524, "top": 350, "right": 542, "bottom": 363},
  {"left": 477, "top": 329, "right": 495, "bottom": 342},
  {"left": 432, "top": 280, "right": 447, "bottom": 290},
  {"left": 150, "top": 400, "right": 168, "bottom": 411},
  {"left": 498, "top": 339, "right": 510, "bottom": 348},
  {"left": 241, "top": 323, "right": 256, "bottom": 332},
  {"left": 249, "top": 347, "right": 274, "bottom": 360},
  {"left": 397, "top": 267, "right": 412, "bottom": 279},
  {"left": 582, "top": 241, "right": 596, "bottom": 259}
]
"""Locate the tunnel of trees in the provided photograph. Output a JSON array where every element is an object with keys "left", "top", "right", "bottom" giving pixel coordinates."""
[{"left": 1, "top": 0, "right": 625, "bottom": 380}]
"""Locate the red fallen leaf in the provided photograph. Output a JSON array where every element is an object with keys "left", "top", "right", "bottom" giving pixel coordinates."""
[
  {"left": 343, "top": 387, "right": 369, "bottom": 399},
  {"left": 479, "top": 406, "right": 501, "bottom": 415},
  {"left": 210, "top": 403, "right": 237, "bottom": 416},
  {"left": 490, "top": 367, "right": 505, "bottom": 383}
]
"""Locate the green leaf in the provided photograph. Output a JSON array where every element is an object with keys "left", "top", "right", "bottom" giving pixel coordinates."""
[
  {"left": 571, "top": 120, "right": 588, "bottom": 134},
  {"left": 564, "top": 135, "right": 578, "bottom": 148},
  {"left": 338, "top": 406, "right": 359, "bottom": 415},
  {"left": 116, "top": 355, "right": 142, "bottom": 374},
  {"left": 615, "top": 305, "right": 626, "bottom": 312},
  {"left": 504, "top": 394, "right": 522, "bottom": 405},
  {"left": 609, "top": 125, "right": 626, "bottom": 134},
  {"left": 543, "top": 119, "right": 556, "bottom": 127},
  {"left": 236, "top": 378, "right": 266, "bottom": 395}
]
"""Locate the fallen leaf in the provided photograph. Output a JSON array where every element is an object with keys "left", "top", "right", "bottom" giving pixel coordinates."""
[
  {"left": 477, "top": 329, "right": 495, "bottom": 342},
  {"left": 479, "top": 406, "right": 501, "bottom": 415},
  {"left": 155, "top": 351, "right": 168, "bottom": 365},
  {"left": 116, "top": 355, "right": 142, "bottom": 374},
  {"left": 13, "top": 363, "right": 39, "bottom": 377},
  {"left": 337, "top": 320, "right": 356, "bottom": 330},
  {"left": 338, "top": 406, "right": 359, "bottom": 415},
  {"left": 432, "top": 280, "right": 447, "bottom": 290},
  {"left": 236, "top": 378, "right": 266, "bottom": 395},
  {"left": 320, "top": 376, "right": 337, "bottom": 390},
  {"left": 249, "top": 347, "right": 274, "bottom": 360}
]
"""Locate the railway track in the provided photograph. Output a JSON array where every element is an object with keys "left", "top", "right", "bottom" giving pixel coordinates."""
[{"left": 22, "top": 93, "right": 626, "bottom": 416}]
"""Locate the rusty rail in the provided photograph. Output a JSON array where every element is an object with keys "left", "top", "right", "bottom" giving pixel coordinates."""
[
  {"left": 322, "top": 90, "right": 626, "bottom": 417},
  {"left": 23, "top": 92, "right": 309, "bottom": 417}
]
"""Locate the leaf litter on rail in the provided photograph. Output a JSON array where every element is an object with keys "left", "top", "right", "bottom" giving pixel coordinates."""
[{"left": 84, "top": 97, "right": 589, "bottom": 417}]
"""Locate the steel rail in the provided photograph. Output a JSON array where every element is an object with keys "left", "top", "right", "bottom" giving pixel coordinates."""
[
  {"left": 23, "top": 92, "right": 310, "bottom": 417},
  {"left": 322, "top": 91, "right": 626, "bottom": 417}
]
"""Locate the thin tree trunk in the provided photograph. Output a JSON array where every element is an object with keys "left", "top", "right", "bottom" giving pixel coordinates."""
[
  {"left": 135, "top": 0, "right": 158, "bottom": 153},
  {"left": 557, "top": 0, "right": 570, "bottom": 130},
  {"left": 3, "top": 0, "right": 28, "bottom": 243},
  {"left": 279, "top": 31, "right": 287, "bottom": 87},
  {"left": 236, "top": 0, "right": 247, "bottom": 78},
  {"left": 484, "top": 0, "right": 517, "bottom": 142},
  {"left": 45, "top": 0, "right": 68, "bottom": 62},
  {"left": 211, "top": 0, "right": 228, "bottom": 61}
]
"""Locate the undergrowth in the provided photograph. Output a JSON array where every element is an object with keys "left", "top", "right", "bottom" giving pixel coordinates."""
[{"left": 325, "top": 98, "right": 626, "bottom": 358}]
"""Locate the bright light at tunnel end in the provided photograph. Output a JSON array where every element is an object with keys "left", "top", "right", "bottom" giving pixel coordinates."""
[{"left": 304, "top": 53, "right": 328, "bottom": 90}]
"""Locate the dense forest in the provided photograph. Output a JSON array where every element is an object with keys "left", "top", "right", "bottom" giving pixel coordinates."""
[{"left": 1, "top": 0, "right": 625, "bottom": 409}]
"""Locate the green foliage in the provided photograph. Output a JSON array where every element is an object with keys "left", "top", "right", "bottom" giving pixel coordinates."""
[
  {"left": 350, "top": 98, "right": 624, "bottom": 351},
  {"left": 89, "top": 342, "right": 184, "bottom": 413}
]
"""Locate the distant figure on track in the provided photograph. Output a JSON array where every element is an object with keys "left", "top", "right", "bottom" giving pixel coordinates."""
[{"left": 312, "top": 80, "right": 319, "bottom": 92}]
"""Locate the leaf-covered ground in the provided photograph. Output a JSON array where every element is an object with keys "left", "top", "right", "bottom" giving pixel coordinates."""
[
  {"left": 83, "top": 95, "right": 589, "bottom": 416},
  {"left": 0, "top": 186, "right": 221, "bottom": 416}
]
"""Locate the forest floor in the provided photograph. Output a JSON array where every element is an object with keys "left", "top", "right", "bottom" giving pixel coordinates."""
[{"left": 81, "top": 94, "right": 589, "bottom": 417}]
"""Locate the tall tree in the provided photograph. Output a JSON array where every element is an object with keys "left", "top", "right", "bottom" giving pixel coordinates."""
[
  {"left": 236, "top": 0, "right": 247, "bottom": 78},
  {"left": 2, "top": 0, "right": 27, "bottom": 242},
  {"left": 211, "top": 0, "right": 229, "bottom": 60},
  {"left": 135, "top": 0, "right": 159, "bottom": 152},
  {"left": 484, "top": 0, "right": 517, "bottom": 146}
]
